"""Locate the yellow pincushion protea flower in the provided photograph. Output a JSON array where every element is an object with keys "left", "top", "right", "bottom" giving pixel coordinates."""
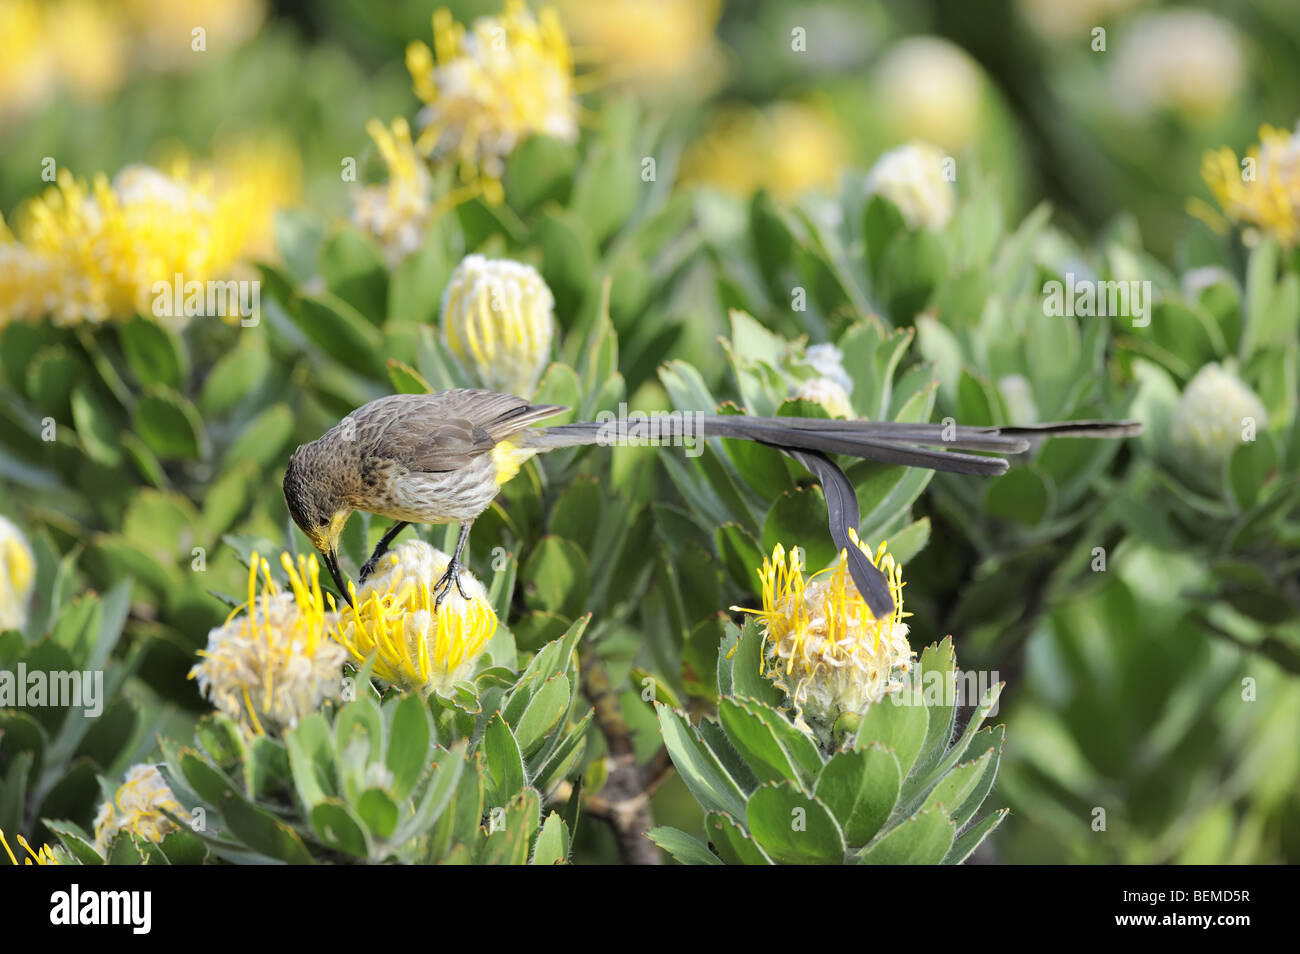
[
  {"left": 92, "top": 764, "right": 183, "bottom": 854},
  {"left": 0, "top": 515, "right": 35, "bottom": 633},
  {"left": 334, "top": 540, "right": 498, "bottom": 695},
  {"left": 557, "top": 0, "right": 721, "bottom": 93},
  {"left": 190, "top": 552, "right": 347, "bottom": 735},
  {"left": 406, "top": 0, "right": 578, "bottom": 204},
  {"left": 736, "top": 536, "right": 914, "bottom": 728},
  {"left": 1, "top": 829, "right": 60, "bottom": 865},
  {"left": 441, "top": 254, "right": 555, "bottom": 397},
  {"left": 683, "top": 101, "right": 849, "bottom": 201},
  {"left": 0, "top": 137, "right": 298, "bottom": 327},
  {"left": 1201, "top": 123, "right": 1300, "bottom": 249},
  {"left": 353, "top": 117, "right": 437, "bottom": 266}
]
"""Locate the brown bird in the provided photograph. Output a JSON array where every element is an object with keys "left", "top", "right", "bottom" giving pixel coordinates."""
[{"left": 283, "top": 388, "right": 1141, "bottom": 616}]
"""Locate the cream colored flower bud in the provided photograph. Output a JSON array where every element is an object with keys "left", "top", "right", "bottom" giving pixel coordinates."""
[
  {"left": 872, "top": 37, "right": 982, "bottom": 153},
  {"left": 441, "top": 254, "right": 555, "bottom": 396},
  {"left": 865, "top": 142, "right": 954, "bottom": 231},
  {"left": 1111, "top": 11, "right": 1242, "bottom": 121},
  {"left": 796, "top": 377, "right": 855, "bottom": 420},
  {"left": 0, "top": 516, "right": 35, "bottom": 633},
  {"left": 1171, "top": 363, "right": 1267, "bottom": 474}
]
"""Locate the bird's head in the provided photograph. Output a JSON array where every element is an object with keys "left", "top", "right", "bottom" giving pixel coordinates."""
[{"left": 283, "top": 444, "right": 352, "bottom": 601}]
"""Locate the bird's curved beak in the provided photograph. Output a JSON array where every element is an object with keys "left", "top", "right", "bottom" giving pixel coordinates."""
[{"left": 323, "top": 547, "right": 352, "bottom": 608}]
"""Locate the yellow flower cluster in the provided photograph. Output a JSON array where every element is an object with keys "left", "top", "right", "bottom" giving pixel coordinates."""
[
  {"left": 1202, "top": 123, "right": 1300, "bottom": 248},
  {"left": 0, "top": 829, "right": 60, "bottom": 865},
  {"left": 335, "top": 541, "right": 499, "bottom": 694},
  {"left": 92, "top": 763, "right": 183, "bottom": 854},
  {"left": 0, "top": 0, "right": 266, "bottom": 123},
  {"left": 0, "top": 136, "right": 299, "bottom": 327},
  {"left": 682, "top": 102, "right": 849, "bottom": 201},
  {"left": 737, "top": 536, "right": 914, "bottom": 728},
  {"left": 190, "top": 552, "right": 347, "bottom": 735},
  {"left": 406, "top": 1, "right": 578, "bottom": 203}
]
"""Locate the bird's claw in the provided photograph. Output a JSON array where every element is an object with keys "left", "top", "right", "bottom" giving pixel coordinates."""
[
  {"left": 358, "top": 557, "right": 378, "bottom": 583},
  {"left": 432, "top": 560, "right": 471, "bottom": 608}
]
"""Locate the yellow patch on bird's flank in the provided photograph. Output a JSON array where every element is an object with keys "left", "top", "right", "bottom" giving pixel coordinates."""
[{"left": 492, "top": 438, "right": 538, "bottom": 486}]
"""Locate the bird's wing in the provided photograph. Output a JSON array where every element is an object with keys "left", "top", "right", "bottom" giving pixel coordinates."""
[{"left": 363, "top": 390, "right": 566, "bottom": 473}]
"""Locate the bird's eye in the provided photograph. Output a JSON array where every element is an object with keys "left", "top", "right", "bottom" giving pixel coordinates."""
[{"left": 318, "top": 516, "right": 331, "bottom": 527}]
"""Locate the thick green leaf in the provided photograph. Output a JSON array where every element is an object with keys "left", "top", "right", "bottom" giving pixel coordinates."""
[
  {"left": 746, "top": 783, "right": 846, "bottom": 865},
  {"left": 814, "top": 743, "right": 901, "bottom": 847}
]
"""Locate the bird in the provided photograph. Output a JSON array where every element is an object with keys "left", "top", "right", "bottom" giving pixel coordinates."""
[{"left": 282, "top": 388, "right": 1141, "bottom": 617}]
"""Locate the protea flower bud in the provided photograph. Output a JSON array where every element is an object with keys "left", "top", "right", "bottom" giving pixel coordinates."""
[
  {"left": 1170, "top": 362, "right": 1267, "bottom": 477},
  {"left": 872, "top": 37, "right": 982, "bottom": 153},
  {"left": 865, "top": 142, "right": 954, "bottom": 231},
  {"left": 0, "top": 516, "right": 34, "bottom": 633},
  {"left": 334, "top": 540, "right": 498, "bottom": 695},
  {"left": 796, "top": 377, "right": 855, "bottom": 419},
  {"left": 441, "top": 254, "right": 555, "bottom": 397},
  {"left": 93, "top": 764, "right": 184, "bottom": 854}
]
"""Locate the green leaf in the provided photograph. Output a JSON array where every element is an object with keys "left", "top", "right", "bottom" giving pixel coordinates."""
[
  {"left": 549, "top": 476, "right": 602, "bottom": 552},
  {"left": 944, "top": 808, "right": 1008, "bottom": 864},
  {"left": 746, "top": 782, "right": 846, "bottom": 864},
  {"left": 814, "top": 743, "right": 901, "bottom": 847},
  {"left": 880, "top": 228, "right": 946, "bottom": 319},
  {"left": 356, "top": 788, "right": 400, "bottom": 840},
  {"left": 385, "top": 694, "right": 432, "bottom": 800},
  {"left": 645, "top": 826, "right": 722, "bottom": 866},
  {"left": 133, "top": 388, "right": 205, "bottom": 460},
  {"left": 219, "top": 792, "right": 314, "bottom": 864},
  {"left": 293, "top": 294, "right": 386, "bottom": 379},
  {"left": 387, "top": 359, "right": 432, "bottom": 395},
  {"left": 504, "top": 134, "right": 576, "bottom": 214},
  {"left": 224, "top": 404, "right": 294, "bottom": 471},
  {"left": 655, "top": 705, "right": 748, "bottom": 820},
  {"left": 1228, "top": 433, "right": 1277, "bottom": 510},
  {"left": 530, "top": 811, "right": 571, "bottom": 865},
  {"left": 198, "top": 334, "right": 270, "bottom": 415},
  {"left": 512, "top": 674, "right": 571, "bottom": 759},
  {"left": 320, "top": 229, "right": 388, "bottom": 321},
  {"left": 520, "top": 535, "right": 589, "bottom": 618},
  {"left": 984, "top": 468, "right": 1052, "bottom": 525},
  {"left": 860, "top": 809, "right": 954, "bottom": 864},
  {"left": 855, "top": 690, "right": 929, "bottom": 779},
  {"left": 70, "top": 385, "right": 122, "bottom": 467},
  {"left": 482, "top": 713, "right": 526, "bottom": 806},
  {"left": 920, "top": 749, "right": 994, "bottom": 818},
  {"left": 479, "top": 787, "right": 540, "bottom": 865},
  {"left": 704, "top": 811, "right": 773, "bottom": 864},
  {"left": 310, "top": 799, "right": 370, "bottom": 857},
  {"left": 118, "top": 315, "right": 186, "bottom": 390},
  {"left": 717, "top": 698, "right": 800, "bottom": 784}
]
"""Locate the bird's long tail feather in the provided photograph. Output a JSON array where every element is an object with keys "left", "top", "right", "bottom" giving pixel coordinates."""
[{"left": 522, "top": 413, "right": 1141, "bottom": 616}]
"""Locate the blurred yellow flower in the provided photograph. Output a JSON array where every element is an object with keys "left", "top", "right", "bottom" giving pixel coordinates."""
[
  {"left": 557, "top": 0, "right": 721, "bottom": 93},
  {"left": 0, "top": 0, "right": 57, "bottom": 121},
  {"left": 872, "top": 37, "right": 983, "bottom": 154},
  {"left": 407, "top": 1, "right": 578, "bottom": 204},
  {"left": 123, "top": 0, "right": 266, "bottom": 70},
  {"left": 735, "top": 536, "right": 914, "bottom": 727},
  {"left": 0, "top": 515, "right": 35, "bottom": 633},
  {"left": 46, "top": 0, "right": 129, "bottom": 101},
  {"left": 441, "top": 254, "right": 556, "bottom": 397},
  {"left": 334, "top": 541, "right": 498, "bottom": 695},
  {"left": 683, "top": 102, "right": 849, "bottom": 201},
  {"left": 0, "top": 829, "right": 60, "bottom": 865},
  {"left": 93, "top": 764, "right": 183, "bottom": 854},
  {"left": 0, "top": 135, "right": 298, "bottom": 326},
  {"left": 190, "top": 552, "right": 347, "bottom": 735},
  {"left": 1202, "top": 124, "right": 1300, "bottom": 249}
]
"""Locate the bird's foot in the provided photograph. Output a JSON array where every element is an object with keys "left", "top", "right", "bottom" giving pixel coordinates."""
[
  {"left": 358, "top": 555, "right": 379, "bottom": 583},
  {"left": 432, "top": 560, "right": 472, "bottom": 608}
]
